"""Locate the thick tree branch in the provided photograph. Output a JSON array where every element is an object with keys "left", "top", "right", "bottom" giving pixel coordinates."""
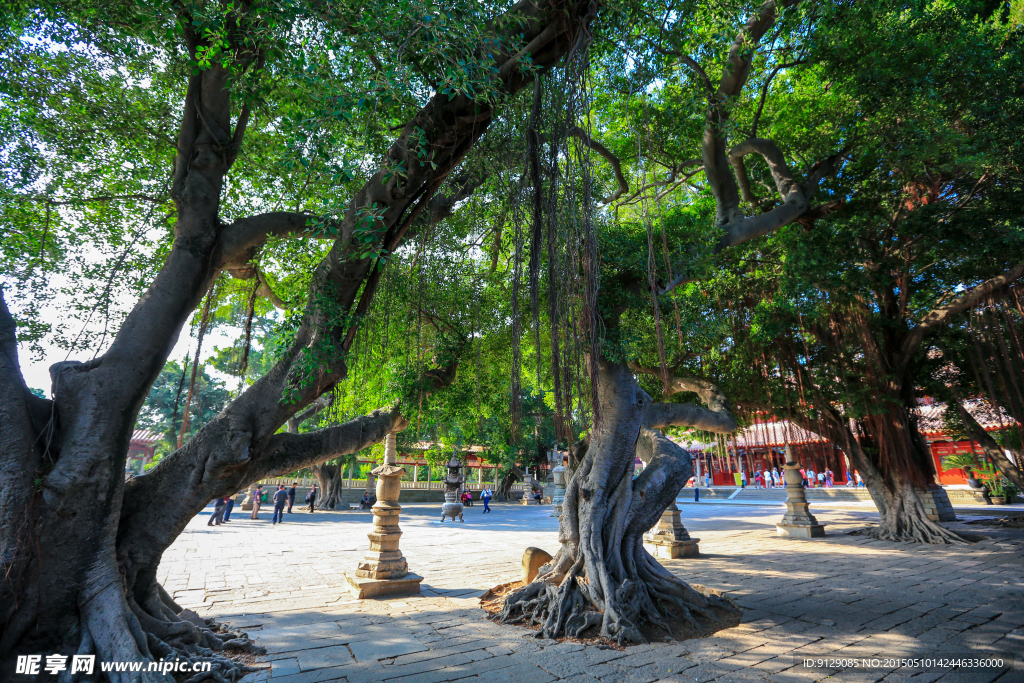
[
  {"left": 219, "top": 211, "right": 331, "bottom": 268},
  {"left": 729, "top": 137, "right": 798, "bottom": 198},
  {"left": 265, "top": 406, "right": 407, "bottom": 476},
  {"left": 567, "top": 126, "right": 629, "bottom": 203},
  {"left": 950, "top": 397, "right": 1024, "bottom": 492},
  {"left": 287, "top": 394, "right": 334, "bottom": 433},
  {"left": 897, "top": 262, "right": 1024, "bottom": 367},
  {"left": 627, "top": 428, "right": 694, "bottom": 532},
  {"left": 703, "top": 1, "right": 798, "bottom": 226},
  {"left": 659, "top": 145, "right": 848, "bottom": 296},
  {"left": 630, "top": 363, "right": 737, "bottom": 433}
]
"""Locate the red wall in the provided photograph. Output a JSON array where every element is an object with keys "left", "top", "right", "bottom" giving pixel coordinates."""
[{"left": 930, "top": 440, "right": 975, "bottom": 485}]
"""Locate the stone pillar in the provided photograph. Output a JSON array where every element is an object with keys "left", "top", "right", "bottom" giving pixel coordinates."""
[
  {"left": 494, "top": 467, "right": 499, "bottom": 486},
  {"left": 413, "top": 464, "right": 419, "bottom": 486},
  {"left": 343, "top": 433, "right": 422, "bottom": 598},
  {"left": 347, "top": 462, "right": 353, "bottom": 489},
  {"left": 918, "top": 485, "right": 956, "bottom": 522},
  {"left": 777, "top": 446, "right": 826, "bottom": 538},
  {"left": 477, "top": 466, "right": 483, "bottom": 485},
  {"left": 240, "top": 483, "right": 259, "bottom": 511},
  {"left": 643, "top": 503, "right": 699, "bottom": 558},
  {"left": 550, "top": 464, "right": 567, "bottom": 517}
]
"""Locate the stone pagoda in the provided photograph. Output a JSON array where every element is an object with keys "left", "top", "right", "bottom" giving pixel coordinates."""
[
  {"left": 343, "top": 432, "right": 422, "bottom": 598},
  {"left": 643, "top": 503, "right": 700, "bottom": 558},
  {"left": 440, "top": 452, "right": 465, "bottom": 522},
  {"left": 776, "top": 445, "right": 826, "bottom": 538}
]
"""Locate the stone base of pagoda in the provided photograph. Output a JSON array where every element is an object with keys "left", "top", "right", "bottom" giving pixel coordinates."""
[
  {"left": 643, "top": 504, "right": 700, "bottom": 559},
  {"left": 343, "top": 572, "right": 423, "bottom": 599}
]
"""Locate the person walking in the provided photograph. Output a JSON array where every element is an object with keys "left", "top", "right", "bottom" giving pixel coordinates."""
[
  {"left": 207, "top": 496, "right": 226, "bottom": 526},
  {"left": 481, "top": 486, "right": 492, "bottom": 513},
  {"left": 306, "top": 484, "right": 317, "bottom": 512},
  {"left": 287, "top": 482, "right": 297, "bottom": 513},
  {"left": 692, "top": 476, "right": 700, "bottom": 502},
  {"left": 705, "top": 472, "right": 712, "bottom": 488},
  {"left": 817, "top": 471, "right": 826, "bottom": 488},
  {"left": 271, "top": 485, "right": 288, "bottom": 524},
  {"left": 250, "top": 485, "right": 264, "bottom": 519},
  {"left": 223, "top": 494, "right": 235, "bottom": 522}
]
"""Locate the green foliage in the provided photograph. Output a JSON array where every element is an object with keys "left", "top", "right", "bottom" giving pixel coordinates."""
[
  {"left": 940, "top": 452, "right": 979, "bottom": 474},
  {"left": 136, "top": 360, "right": 230, "bottom": 445},
  {"left": 6, "top": 0, "right": 1023, "bottom": 483}
]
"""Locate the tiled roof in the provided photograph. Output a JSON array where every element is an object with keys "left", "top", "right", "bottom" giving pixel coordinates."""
[
  {"left": 675, "top": 400, "right": 1014, "bottom": 452},
  {"left": 912, "top": 400, "right": 1013, "bottom": 435},
  {"left": 677, "top": 420, "right": 825, "bottom": 451},
  {"left": 130, "top": 429, "right": 162, "bottom": 444}
]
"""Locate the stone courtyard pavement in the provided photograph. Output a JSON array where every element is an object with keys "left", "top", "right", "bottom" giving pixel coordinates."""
[{"left": 161, "top": 501, "right": 1024, "bottom": 683}]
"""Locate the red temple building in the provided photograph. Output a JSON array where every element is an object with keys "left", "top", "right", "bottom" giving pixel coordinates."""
[
  {"left": 127, "top": 429, "right": 161, "bottom": 475},
  {"left": 675, "top": 401, "right": 1016, "bottom": 487}
]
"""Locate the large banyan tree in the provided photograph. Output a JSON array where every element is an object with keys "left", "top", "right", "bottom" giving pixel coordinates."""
[
  {"left": 658, "top": 0, "right": 1024, "bottom": 544},
  {"left": 497, "top": 0, "right": 859, "bottom": 642},
  {"left": 1, "top": 0, "right": 598, "bottom": 676}
]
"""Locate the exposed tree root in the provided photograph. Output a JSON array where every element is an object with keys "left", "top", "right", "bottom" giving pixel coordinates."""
[
  {"left": 868, "top": 483, "right": 970, "bottom": 545},
  {"left": 493, "top": 547, "right": 740, "bottom": 645},
  {"left": 494, "top": 363, "right": 741, "bottom": 645},
  {"left": 127, "top": 583, "right": 265, "bottom": 681}
]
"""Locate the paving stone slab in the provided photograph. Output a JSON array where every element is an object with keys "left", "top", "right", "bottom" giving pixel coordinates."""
[{"left": 349, "top": 633, "right": 430, "bottom": 663}]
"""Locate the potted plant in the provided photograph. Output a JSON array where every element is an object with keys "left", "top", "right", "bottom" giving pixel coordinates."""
[
  {"left": 1004, "top": 480, "right": 1019, "bottom": 505},
  {"left": 941, "top": 452, "right": 983, "bottom": 489},
  {"left": 985, "top": 476, "right": 1009, "bottom": 505}
]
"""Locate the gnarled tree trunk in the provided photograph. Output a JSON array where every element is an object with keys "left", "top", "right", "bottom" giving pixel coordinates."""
[
  {"left": 749, "top": 399, "right": 966, "bottom": 545},
  {"left": 496, "top": 361, "right": 740, "bottom": 644},
  {"left": 496, "top": 464, "right": 525, "bottom": 501},
  {"left": 0, "top": 2, "right": 595, "bottom": 675},
  {"left": 312, "top": 461, "right": 348, "bottom": 510}
]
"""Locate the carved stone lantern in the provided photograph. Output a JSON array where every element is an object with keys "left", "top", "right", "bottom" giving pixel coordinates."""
[{"left": 440, "top": 451, "right": 465, "bottom": 522}]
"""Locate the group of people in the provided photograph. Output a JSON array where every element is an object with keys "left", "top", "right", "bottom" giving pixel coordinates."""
[
  {"left": 752, "top": 468, "right": 783, "bottom": 488},
  {"left": 750, "top": 467, "right": 836, "bottom": 488},
  {"left": 463, "top": 487, "right": 494, "bottom": 512},
  {"left": 209, "top": 481, "right": 516, "bottom": 523},
  {"left": 692, "top": 466, "right": 865, "bottom": 490},
  {"left": 207, "top": 482, "right": 318, "bottom": 526},
  {"left": 798, "top": 467, "right": 836, "bottom": 488}
]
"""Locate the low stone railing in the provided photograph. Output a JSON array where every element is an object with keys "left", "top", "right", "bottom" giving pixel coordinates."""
[{"left": 255, "top": 477, "right": 508, "bottom": 491}]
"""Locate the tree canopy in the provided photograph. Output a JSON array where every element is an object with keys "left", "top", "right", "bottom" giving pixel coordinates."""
[{"left": 2, "top": 0, "right": 1024, "bottom": 670}]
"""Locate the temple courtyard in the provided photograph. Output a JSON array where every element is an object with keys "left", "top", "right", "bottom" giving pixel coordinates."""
[{"left": 161, "top": 501, "right": 1024, "bottom": 683}]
